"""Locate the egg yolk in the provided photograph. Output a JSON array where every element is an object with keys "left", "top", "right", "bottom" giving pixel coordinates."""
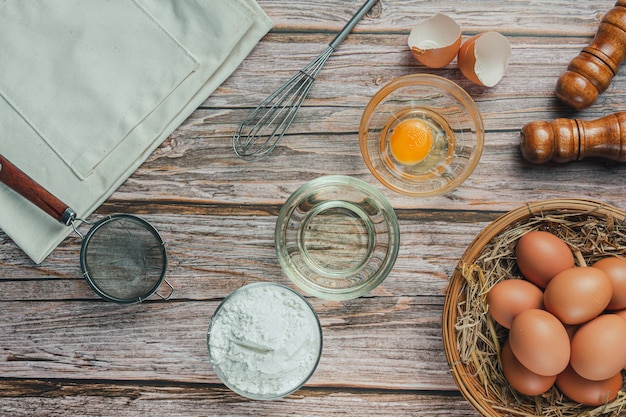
[{"left": 389, "top": 119, "right": 433, "bottom": 165}]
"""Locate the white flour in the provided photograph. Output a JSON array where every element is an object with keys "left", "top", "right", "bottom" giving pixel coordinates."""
[{"left": 208, "top": 283, "right": 322, "bottom": 399}]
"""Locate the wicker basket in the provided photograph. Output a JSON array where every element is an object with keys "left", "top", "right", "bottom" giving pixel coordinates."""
[{"left": 443, "top": 198, "right": 626, "bottom": 417}]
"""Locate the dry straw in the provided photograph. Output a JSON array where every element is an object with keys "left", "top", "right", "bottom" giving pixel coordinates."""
[{"left": 443, "top": 199, "right": 626, "bottom": 417}]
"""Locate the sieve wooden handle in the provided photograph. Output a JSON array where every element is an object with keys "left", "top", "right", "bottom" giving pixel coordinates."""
[
  {"left": 0, "top": 154, "right": 76, "bottom": 225},
  {"left": 520, "top": 112, "right": 626, "bottom": 163},
  {"left": 555, "top": 0, "right": 626, "bottom": 110}
]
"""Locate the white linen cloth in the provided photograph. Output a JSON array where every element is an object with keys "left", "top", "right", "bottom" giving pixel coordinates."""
[{"left": 0, "top": 0, "right": 273, "bottom": 263}]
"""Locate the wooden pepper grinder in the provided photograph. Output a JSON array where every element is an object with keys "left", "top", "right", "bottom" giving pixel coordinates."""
[
  {"left": 555, "top": 0, "right": 626, "bottom": 110},
  {"left": 520, "top": 112, "right": 626, "bottom": 163}
]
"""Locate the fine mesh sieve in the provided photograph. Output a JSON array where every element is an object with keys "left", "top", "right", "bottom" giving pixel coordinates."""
[
  {"left": 80, "top": 214, "right": 170, "bottom": 303},
  {"left": 0, "top": 153, "right": 173, "bottom": 303}
]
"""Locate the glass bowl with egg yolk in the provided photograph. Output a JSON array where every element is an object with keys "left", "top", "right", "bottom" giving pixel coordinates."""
[{"left": 359, "top": 74, "right": 484, "bottom": 197}]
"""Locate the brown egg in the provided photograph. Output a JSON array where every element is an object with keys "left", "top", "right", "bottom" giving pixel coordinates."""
[
  {"left": 544, "top": 266, "right": 612, "bottom": 325},
  {"left": 408, "top": 14, "right": 461, "bottom": 68},
  {"left": 457, "top": 31, "right": 511, "bottom": 87},
  {"left": 592, "top": 256, "right": 626, "bottom": 310},
  {"left": 614, "top": 308, "right": 626, "bottom": 321},
  {"left": 556, "top": 365, "right": 622, "bottom": 406},
  {"left": 515, "top": 231, "right": 575, "bottom": 288},
  {"left": 570, "top": 314, "right": 626, "bottom": 381},
  {"left": 500, "top": 339, "right": 556, "bottom": 396},
  {"left": 509, "top": 309, "right": 570, "bottom": 376},
  {"left": 486, "top": 279, "right": 544, "bottom": 328}
]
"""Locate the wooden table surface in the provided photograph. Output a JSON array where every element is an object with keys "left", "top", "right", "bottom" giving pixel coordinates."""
[{"left": 2, "top": 1, "right": 626, "bottom": 416}]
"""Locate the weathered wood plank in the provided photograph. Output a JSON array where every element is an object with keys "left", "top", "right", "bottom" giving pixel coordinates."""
[
  {"left": 2, "top": 1, "right": 626, "bottom": 415},
  {"left": 0, "top": 380, "right": 478, "bottom": 417},
  {"left": 0, "top": 211, "right": 492, "bottom": 285},
  {"left": 0, "top": 297, "right": 457, "bottom": 390},
  {"left": 126, "top": 126, "right": 626, "bottom": 212},
  {"left": 257, "top": 0, "right": 613, "bottom": 36},
  {"left": 205, "top": 34, "right": 602, "bottom": 108}
]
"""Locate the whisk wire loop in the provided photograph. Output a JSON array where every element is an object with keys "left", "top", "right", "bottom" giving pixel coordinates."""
[
  {"left": 233, "top": 46, "right": 334, "bottom": 160},
  {"left": 233, "top": 0, "right": 378, "bottom": 161}
]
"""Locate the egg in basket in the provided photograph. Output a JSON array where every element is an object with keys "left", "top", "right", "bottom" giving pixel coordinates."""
[{"left": 443, "top": 199, "right": 626, "bottom": 417}]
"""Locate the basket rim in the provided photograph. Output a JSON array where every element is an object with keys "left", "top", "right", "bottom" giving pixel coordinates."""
[{"left": 442, "top": 198, "right": 626, "bottom": 417}]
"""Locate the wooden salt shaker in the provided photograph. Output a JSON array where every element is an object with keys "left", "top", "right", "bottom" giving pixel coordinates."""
[
  {"left": 555, "top": 1, "right": 626, "bottom": 110},
  {"left": 520, "top": 112, "right": 626, "bottom": 163}
]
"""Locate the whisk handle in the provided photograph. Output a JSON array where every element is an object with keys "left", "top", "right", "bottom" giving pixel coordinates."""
[
  {"left": 0, "top": 153, "right": 76, "bottom": 226},
  {"left": 329, "top": 0, "right": 378, "bottom": 49}
]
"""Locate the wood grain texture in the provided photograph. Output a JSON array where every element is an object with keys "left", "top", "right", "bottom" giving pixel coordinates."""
[{"left": 2, "top": 0, "right": 626, "bottom": 416}]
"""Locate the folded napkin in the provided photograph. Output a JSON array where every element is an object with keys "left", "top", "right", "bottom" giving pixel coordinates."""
[{"left": 0, "top": 0, "right": 273, "bottom": 263}]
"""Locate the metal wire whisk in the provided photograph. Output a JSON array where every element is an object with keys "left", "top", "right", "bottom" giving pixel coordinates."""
[{"left": 233, "top": 0, "right": 379, "bottom": 161}]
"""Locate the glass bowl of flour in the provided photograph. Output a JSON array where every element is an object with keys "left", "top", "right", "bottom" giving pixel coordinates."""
[{"left": 207, "top": 282, "right": 322, "bottom": 400}]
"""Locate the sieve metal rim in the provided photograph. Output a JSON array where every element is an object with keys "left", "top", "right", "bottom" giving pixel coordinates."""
[{"left": 79, "top": 213, "right": 169, "bottom": 304}]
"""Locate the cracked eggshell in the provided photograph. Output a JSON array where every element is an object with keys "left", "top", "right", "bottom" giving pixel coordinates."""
[
  {"left": 458, "top": 31, "right": 511, "bottom": 87},
  {"left": 408, "top": 13, "right": 462, "bottom": 68}
]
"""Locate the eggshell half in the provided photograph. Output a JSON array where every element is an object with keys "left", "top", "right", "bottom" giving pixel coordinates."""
[
  {"left": 408, "top": 13, "right": 462, "bottom": 68},
  {"left": 457, "top": 31, "right": 511, "bottom": 87}
]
